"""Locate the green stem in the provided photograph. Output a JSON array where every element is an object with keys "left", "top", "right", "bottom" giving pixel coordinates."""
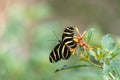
[
  {"left": 109, "top": 72, "right": 115, "bottom": 79},
  {"left": 88, "top": 59, "right": 103, "bottom": 69},
  {"left": 55, "top": 64, "right": 90, "bottom": 73},
  {"left": 80, "top": 58, "right": 103, "bottom": 69}
]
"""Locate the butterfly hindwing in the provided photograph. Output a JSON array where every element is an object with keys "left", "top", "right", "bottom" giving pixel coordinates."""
[
  {"left": 49, "top": 43, "right": 61, "bottom": 63},
  {"left": 49, "top": 42, "right": 71, "bottom": 63},
  {"left": 59, "top": 42, "right": 71, "bottom": 59}
]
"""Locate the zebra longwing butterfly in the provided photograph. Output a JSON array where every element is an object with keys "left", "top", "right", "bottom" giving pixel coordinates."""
[{"left": 49, "top": 27, "right": 77, "bottom": 63}]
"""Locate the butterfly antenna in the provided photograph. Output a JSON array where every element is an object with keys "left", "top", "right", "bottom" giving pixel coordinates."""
[
  {"left": 52, "top": 30, "right": 60, "bottom": 42},
  {"left": 48, "top": 40, "right": 58, "bottom": 41}
]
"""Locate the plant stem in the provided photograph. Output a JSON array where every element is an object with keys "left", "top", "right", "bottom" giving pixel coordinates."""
[{"left": 55, "top": 64, "right": 90, "bottom": 72}]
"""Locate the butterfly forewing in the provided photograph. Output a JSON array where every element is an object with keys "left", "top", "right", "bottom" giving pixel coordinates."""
[
  {"left": 62, "top": 27, "right": 74, "bottom": 41},
  {"left": 62, "top": 27, "right": 77, "bottom": 49}
]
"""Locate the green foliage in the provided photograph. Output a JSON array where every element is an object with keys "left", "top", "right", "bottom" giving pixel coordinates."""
[
  {"left": 55, "top": 28, "right": 120, "bottom": 80},
  {"left": 102, "top": 34, "right": 116, "bottom": 52},
  {"left": 110, "top": 55, "right": 120, "bottom": 79},
  {"left": 85, "top": 28, "right": 95, "bottom": 43}
]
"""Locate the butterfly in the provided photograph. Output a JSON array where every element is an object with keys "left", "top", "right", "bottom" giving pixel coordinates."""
[{"left": 49, "top": 27, "right": 77, "bottom": 63}]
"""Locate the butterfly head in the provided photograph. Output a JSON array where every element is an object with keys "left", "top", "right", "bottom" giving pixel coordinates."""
[
  {"left": 67, "top": 27, "right": 74, "bottom": 30},
  {"left": 65, "top": 27, "right": 74, "bottom": 32}
]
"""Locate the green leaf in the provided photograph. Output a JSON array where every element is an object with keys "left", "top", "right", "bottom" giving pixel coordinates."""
[
  {"left": 85, "top": 28, "right": 95, "bottom": 43},
  {"left": 110, "top": 55, "right": 120, "bottom": 79},
  {"left": 101, "top": 34, "right": 116, "bottom": 51},
  {"left": 112, "top": 48, "right": 120, "bottom": 58},
  {"left": 88, "top": 50, "right": 98, "bottom": 60},
  {"left": 103, "top": 63, "right": 114, "bottom": 80}
]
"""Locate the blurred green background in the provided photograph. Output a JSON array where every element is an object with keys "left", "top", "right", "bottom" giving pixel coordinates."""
[{"left": 0, "top": 0, "right": 120, "bottom": 80}]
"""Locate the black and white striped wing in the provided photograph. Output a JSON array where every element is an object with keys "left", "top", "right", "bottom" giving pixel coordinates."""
[
  {"left": 62, "top": 27, "right": 77, "bottom": 49},
  {"left": 59, "top": 42, "right": 71, "bottom": 60},
  {"left": 62, "top": 27, "right": 74, "bottom": 41},
  {"left": 49, "top": 27, "right": 77, "bottom": 63},
  {"left": 49, "top": 43, "right": 61, "bottom": 63},
  {"left": 49, "top": 42, "right": 71, "bottom": 63}
]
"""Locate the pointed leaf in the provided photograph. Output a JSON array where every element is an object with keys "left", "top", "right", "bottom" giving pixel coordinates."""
[
  {"left": 85, "top": 28, "right": 95, "bottom": 43},
  {"left": 88, "top": 50, "right": 98, "bottom": 60}
]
